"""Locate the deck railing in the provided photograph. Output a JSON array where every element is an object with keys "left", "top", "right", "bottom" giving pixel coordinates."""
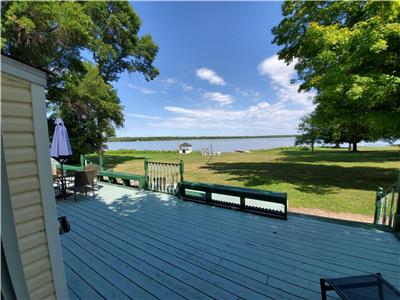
[
  {"left": 80, "top": 155, "right": 146, "bottom": 189},
  {"left": 76, "top": 155, "right": 184, "bottom": 193},
  {"left": 144, "top": 159, "right": 184, "bottom": 194},
  {"left": 374, "top": 172, "right": 400, "bottom": 231},
  {"left": 178, "top": 181, "right": 288, "bottom": 219},
  {"left": 59, "top": 156, "right": 287, "bottom": 220}
]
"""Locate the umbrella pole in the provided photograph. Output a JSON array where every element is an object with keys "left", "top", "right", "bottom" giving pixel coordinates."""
[{"left": 60, "top": 162, "right": 65, "bottom": 199}]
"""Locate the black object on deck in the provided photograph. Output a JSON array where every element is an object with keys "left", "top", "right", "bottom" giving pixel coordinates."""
[
  {"left": 320, "top": 273, "right": 400, "bottom": 300},
  {"left": 58, "top": 216, "right": 71, "bottom": 235}
]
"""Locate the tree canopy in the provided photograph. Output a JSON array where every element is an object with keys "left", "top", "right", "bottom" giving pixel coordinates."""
[
  {"left": 83, "top": 1, "right": 159, "bottom": 83},
  {"left": 2, "top": 1, "right": 159, "bottom": 159},
  {"left": 272, "top": 1, "right": 400, "bottom": 151},
  {"left": 49, "top": 63, "right": 124, "bottom": 158}
]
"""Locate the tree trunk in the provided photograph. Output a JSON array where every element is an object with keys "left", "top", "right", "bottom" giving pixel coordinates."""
[
  {"left": 334, "top": 142, "right": 340, "bottom": 148},
  {"left": 352, "top": 142, "right": 358, "bottom": 152},
  {"left": 348, "top": 143, "right": 352, "bottom": 151},
  {"left": 98, "top": 131, "right": 104, "bottom": 155},
  {"left": 311, "top": 141, "right": 314, "bottom": 153}
]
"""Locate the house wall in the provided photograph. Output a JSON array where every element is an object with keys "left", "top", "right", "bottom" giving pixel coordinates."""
[
  {"left": 1, "top": 56, "right": 67, "bottom": 299},
  {"left": 2, "top": 73, "right": 57, "bottom": 299}
]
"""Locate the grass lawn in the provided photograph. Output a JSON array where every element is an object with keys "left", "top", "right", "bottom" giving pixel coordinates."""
[{"left": 87, "top": 146, "right": 399, "bottom": 216}]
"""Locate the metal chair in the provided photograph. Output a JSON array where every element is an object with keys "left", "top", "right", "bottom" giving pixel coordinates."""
[{"left": 320, "top": 273, "right": 400, "bottom": 300}]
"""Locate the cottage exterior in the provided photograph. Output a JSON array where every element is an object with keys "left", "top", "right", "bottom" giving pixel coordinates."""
[
  {"left": 178, "top": 142, "right": 192, "bottom": 154},
  {"left": 1, "top": 55, "right": 68, "bottom": 299}
]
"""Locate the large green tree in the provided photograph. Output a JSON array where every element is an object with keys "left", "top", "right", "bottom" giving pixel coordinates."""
[
  {"left": 2, "top": 1, "right": 159, "bottom": 157},
  {"left": 272, "top": 1, "right": 400, "bottom": 151},
  {"left": 49, "top": 63, "right": 124, "bottom": 161},
  {"left": 83, "top": 1, "right": 159, "bottom": 83}
]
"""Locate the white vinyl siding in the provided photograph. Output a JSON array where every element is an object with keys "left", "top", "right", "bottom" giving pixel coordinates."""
[{"left": 1, "top": 73, "right": 56, "bottom": 299}]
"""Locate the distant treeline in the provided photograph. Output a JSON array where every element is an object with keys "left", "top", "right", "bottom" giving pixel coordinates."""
[{"left": 108, "top": 135, "right": 297, "bottom": 142}]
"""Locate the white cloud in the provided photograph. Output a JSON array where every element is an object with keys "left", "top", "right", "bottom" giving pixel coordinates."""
[
  {"left": 235, "top": 87, "right": 261, "bottom": 101},
  {"left": 203, "top": 92, "right": 234, "bottom": 106},
  {"left": 126, "top": 113, "right": 162, "bottom": 120},
  {"left": 123, "top": 55, "right": 316, "bottom": 135},
  {"left": 162, "top": 78, "right": 177, "bottom": 85},
  {"left": 156, "top": 101, "right": 308, "bottom": 134},
  {"left": 161, "top": 77, "right": 193, "bottom": 92},
  {"left": 127, "top": 84, "right": 158, "bottom": 95},
  {"left": 141, "top": 87, "right": 157, "bottom": 95},
  {"left": 258, "top": 55, "right": 314, "bottom": 109},
  {"left": 196, "top": 68, "right": 226, "bottom": 86},
  {"left": 180, "top": 83, "right": 193, "bottom": 91}
]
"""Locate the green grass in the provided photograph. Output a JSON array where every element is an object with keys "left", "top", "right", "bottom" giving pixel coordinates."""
[{"left": 87, "top": 146, "right": 400, "bottom": 216}]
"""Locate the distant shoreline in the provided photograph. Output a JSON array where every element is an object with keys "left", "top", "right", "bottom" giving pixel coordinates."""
[{"left": 108, "top": 135, "right": 297, "bottom": 142}]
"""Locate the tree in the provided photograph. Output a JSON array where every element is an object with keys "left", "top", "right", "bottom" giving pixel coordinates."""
[
  {"left": 49, "top": 63, "right": 124, "bottom": 160},
  {"left": 295, "top": 113, "right": 319, "bottom": 152},
  {"left": 272, "top": 1, "right": 400, "bottom": 151},
  {"left": 1, "top": 2, "right": 91, "bottom": 70},
  {"left": 83, "top": 2, "right": 159, "bottom": 83},
  {"left": 1, "top": 1, "right": 91, "bottom": 105},
  {"left": 2, "top": 1, "right": 159, "bottom": 157}
]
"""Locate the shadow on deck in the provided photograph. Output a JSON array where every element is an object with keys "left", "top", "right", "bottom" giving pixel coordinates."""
[{"left": 57, "top": 184, "right": 400, "bottom": 300}]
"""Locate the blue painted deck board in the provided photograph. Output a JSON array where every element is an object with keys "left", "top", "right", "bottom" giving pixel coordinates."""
[
  {"left": 58, "top": 184, "right": 400, "bottom": 300},
  {"left": 58, "top": 200, "right": 329, "bottom": 299},
  {"left": 63, "top": 247, "right": 130, "bottom": 299},
  {"left": 58, "top": 203, "right": 300, "bottom": 300},
  {"left": 72, "top": 194, "right": 398, "bottom": 273},
  {"left": 65, "top": 264, "right": 95, "bottom": 300}
]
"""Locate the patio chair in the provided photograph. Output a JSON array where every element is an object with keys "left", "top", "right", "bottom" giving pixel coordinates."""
[
  {"left": 320, "top": 273, "right": 400, "bottom": 300},
  {"left": 85, "top": 164, "right": 100, "bottom": 189},
  {"left": 71, "top": 169, "right": 98, "bottom": 202}
]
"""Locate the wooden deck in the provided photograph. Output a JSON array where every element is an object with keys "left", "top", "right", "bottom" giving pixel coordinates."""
[{"left": 57, "top": 184, "right": 400, "bottom": 300}]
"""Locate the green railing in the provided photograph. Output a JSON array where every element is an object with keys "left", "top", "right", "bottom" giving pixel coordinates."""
[
  {"left": 54, "top": 159, "right": 84, "bottom": 172},
  {"left": 78, "top": 155, "right": 146, "bottom": 189},
  {"left": 177, "top": 181, "right": 288, "bottom": 219},
  {"left": 77, "top": 155, "right": 184, "bottom": 193},
  {"left": 59, "top": 155, "right": 288, "bottom": 220},
  {"left": 97, "top": 170, "right": 146, "bottom": 189},
  {"left": 374, "top": 172, "right": 400, "bottom": 232},
  {"left": 61, "top": 164, "right": 84, "bottom": 172}
]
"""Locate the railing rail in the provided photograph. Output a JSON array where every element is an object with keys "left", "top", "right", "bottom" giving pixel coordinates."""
[{"left": 374, "top": 172, "right": 400, "bottom": 232}]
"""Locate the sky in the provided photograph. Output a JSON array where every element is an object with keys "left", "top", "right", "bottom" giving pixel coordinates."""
[{"left": 113, "top": 2, "right": 314, "bottom": 137}]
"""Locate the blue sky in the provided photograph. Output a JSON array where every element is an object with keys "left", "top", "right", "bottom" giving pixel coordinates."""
[{"left": 113, "top": 2, "right": 314, "bottom": 137}]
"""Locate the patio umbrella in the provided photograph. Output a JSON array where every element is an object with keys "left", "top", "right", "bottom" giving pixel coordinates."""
[{"left": 50, "top": 118, "right": 73, "bottom": 198}]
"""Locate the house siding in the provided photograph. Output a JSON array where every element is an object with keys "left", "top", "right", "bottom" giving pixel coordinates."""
[{"left": 1, "top": 73, "right": 57, "bottom": 299}]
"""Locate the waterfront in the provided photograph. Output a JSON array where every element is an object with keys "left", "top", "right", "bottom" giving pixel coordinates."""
[
  {"left": 107, "top": 137, "right": 296, "bottom": 152},
  {"left": 107, "top": 137, "right": 396, "bottom": 152}
]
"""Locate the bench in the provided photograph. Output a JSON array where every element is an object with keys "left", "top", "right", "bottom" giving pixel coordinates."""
[
  {"left": 178, "top": 181, "right": 288, "bottom": 219},
  {"left": 98, "top": 170, "right": 146, "bottom": 189}
]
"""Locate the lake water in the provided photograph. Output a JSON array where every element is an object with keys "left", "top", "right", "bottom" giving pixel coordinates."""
[
  {"left": 108, "top": 137, "right": 295, "bottom": 152},
  {"left": 107, "top": 137, "right": 395, "bottom": 152}
]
